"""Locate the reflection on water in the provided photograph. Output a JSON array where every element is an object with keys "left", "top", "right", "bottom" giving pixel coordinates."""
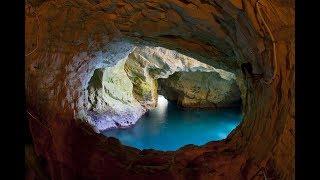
[{"left": 103, "top": 95, "right": 242, "bottom": 151}]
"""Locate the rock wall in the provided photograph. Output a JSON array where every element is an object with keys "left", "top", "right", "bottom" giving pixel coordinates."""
[
  {"left": 25, "top": 0, "right": 294, "bottom": 179},
  {"left": 158, "top": 71, "right": 241, "bottom": 108},
  {"left": 87, "top": 59, "right": 145, "bottom": 130},
  {"left": 85, "top": 45, "right": 239, "bottom": 130},
  {"left": 125, "top": 46, "right": 237, "bottom": 109}
]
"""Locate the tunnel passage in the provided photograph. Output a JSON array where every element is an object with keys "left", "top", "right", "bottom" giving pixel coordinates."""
[
  {"left": 85, "top": 45, "right": 244, "bottom": 150},
  {"left": 25, "top": 0, "right": 294, "bottom": 179},
  {"left": 86, "top": 46, "right": 243, "bottom": 131}
]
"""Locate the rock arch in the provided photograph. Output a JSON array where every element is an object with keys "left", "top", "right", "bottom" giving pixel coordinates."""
[{"left": 25, "top": 0, "right": 294, "bottom": 179}]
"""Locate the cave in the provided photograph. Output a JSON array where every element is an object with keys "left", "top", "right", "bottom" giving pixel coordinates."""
[
  {"left": 25, "top": 0, "right": 294, "bottom": 179},
  {"left": 86, "top": 45, "right": 244, "bottom": 151}
]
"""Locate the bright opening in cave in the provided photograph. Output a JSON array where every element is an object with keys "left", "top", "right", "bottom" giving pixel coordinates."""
[
  {"left": 94, "top": 46, "right": 244, "bottom": 151},
  {"left": 155, "top": 95, "right": 168, "bottom": 115}
]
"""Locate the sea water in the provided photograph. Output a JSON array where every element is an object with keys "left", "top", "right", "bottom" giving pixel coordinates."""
[{"left": 103, "top": 96, "right": 242, "bottom": 151}]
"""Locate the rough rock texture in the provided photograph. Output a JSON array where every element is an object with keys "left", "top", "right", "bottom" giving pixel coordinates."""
[
  {"left": 25, "top": 0, "right": 295, "bottom": 179},
  {"left": 125, "top": 46, "right": 236, "bottom": 109},
  {"left": 87, "top": 59, "right": 144, "bottom": 130},
  {"left": 158, "top": 71, "right": 241, "bottom": 108},
  {"left": 85, "top": 45, "right": 237, "bottom": 130}
]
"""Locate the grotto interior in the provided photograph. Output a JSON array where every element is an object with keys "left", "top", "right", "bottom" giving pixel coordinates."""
[{"left": 25, "top": 0, "right": 295, "bottom": 179}]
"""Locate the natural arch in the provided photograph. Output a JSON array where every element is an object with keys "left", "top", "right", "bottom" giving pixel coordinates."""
[{"left": 25, "top": 0, "right": 294, "bottom": 179}]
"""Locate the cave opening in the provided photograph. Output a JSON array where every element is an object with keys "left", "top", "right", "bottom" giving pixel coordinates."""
[
  {"left": 25, "top": 1, "right": 294, "bottom": 178},
  {"left": 86, "top": 45, "right": 244, "bottom": 151}
]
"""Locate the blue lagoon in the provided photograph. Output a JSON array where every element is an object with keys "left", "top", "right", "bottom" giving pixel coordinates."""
[{"left": 103, "top": 96, "right": 242, "bottom": 151}]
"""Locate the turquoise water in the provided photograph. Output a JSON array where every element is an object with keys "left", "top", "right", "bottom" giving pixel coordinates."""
[{"left": 102, "top": 96, "right": 242, "bottom": 151}]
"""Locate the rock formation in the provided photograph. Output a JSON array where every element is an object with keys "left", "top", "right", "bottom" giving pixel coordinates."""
[
  {"left": 158, "top": 71, "right": 241, "bottom": 108},
  {"left": 125, "top": 46, "right": 239, "bottom": 109},
  {"left": 25, "top": 0, "right": 295, "bottom": 179},
  {"left": 87, "top": 59, "right": 145, "bottom": 130},
  {"left": 85, "top": 45, "right": 240, "bottom": 130}
]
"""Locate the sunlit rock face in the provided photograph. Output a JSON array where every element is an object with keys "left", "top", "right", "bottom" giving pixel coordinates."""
[
  {"left": 125, "top": 46, "right": 239, "bottom": 109},
  {"left": 127, "top": 46, "right": 216, "bottom": 80},
  {"left": 87, "top": 59, "right": 144, "bottom": 130},
  {"left": 86, "top": 45, "right": 239, "bottom": 130},
  {"left": 158, "top": 71, "right": 241, "bottom": 108}
]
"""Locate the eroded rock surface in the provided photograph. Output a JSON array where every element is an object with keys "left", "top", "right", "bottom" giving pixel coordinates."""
[
  {"left": 125, "top": 46, "right": 237, "bottom": 109},
  {"left": 87, "top": 59, "right": 144, "bottom": 130},
  {"left": 86, "top": 45, "right": 239, "bottom": 130},
  {"left": 158, "top": 71, "right": 241, "bottom": 108}
]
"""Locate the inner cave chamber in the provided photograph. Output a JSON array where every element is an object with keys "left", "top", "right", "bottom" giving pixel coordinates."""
[
  {"left": 87, "top": 46, "right": 243, "bottom": 150},
  {"left": 86, "top": 46, "right": 243, "bottom": 130},
  {"left": 25, "top": 0, "right": 294, "bottom": 179}
]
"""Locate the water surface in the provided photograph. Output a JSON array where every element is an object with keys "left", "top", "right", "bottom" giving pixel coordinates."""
[{"left": 103, "top": 96, "right": 242, "bottom": 151}]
